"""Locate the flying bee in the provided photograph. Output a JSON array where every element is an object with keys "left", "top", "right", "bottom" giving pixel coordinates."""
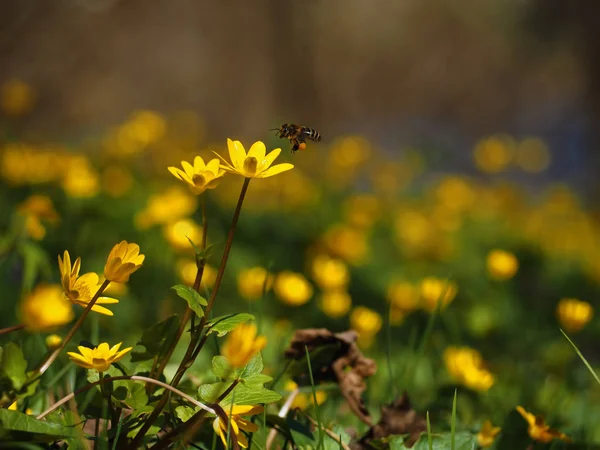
[{"left": 271, "top": 123, "right": 322, "bottom": 153}]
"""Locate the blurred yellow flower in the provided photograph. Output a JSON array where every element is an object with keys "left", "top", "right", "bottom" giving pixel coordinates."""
[
  {"left": 68, "top": 342, "right": 132, "bottom": 372},
  {"left": 435, "top": 176, "right": 475, "bottom": 213},
  {"left": 1, "top": 144, "right": 66, "bottom": 185},
  {"left": 473, "top": 135, "right": 515, "bottom": 173},
  {"left": 20, "top": 284, "right": 74, "bottom": 332},
  {"left": 343, "top": 194, "right": 381, "bottom": 229},
  {"left": 319, "top": 290, "right": 352, "bottom": 318},
  {"left": 221, "top": 323, "right": 267, "bottom": 369},
  {"left": 394, "top": 211, "right": 435, "bottom": 257},
  {"left": 419, "top": 277, "right": 457, "bottom": 312},
  {"left": 215, "top": 139, "right": 293, "bottom": 179},
  {"left": 556, "top": 298, "right": 593, "bottom": 333},
  {"left": 1, "top": 79, "right": 34, "bottom": 116},
  {"left": 311, "top": 254, "right": 349, "bottom": 290},
  {"left": 477, "top": 420, "right": 501, "bottom": 448},
  {"left": 387, "top": 281, "right": 419, "bottom": 314},
  {"left": 45, "top": 334, "right": 63, "bottom": 350},
  {"left": 350, "top": 306, "right": 383, "bottom": 339},
  {"left": 274, "top": 271, "right": 313, "bottom": 306},
  {"left": 102, "top": 165, "right": 134, "bottom": 197},
  {"left": 444, "top": 346, "right": 494, "bottom": 392},
  {"left": 516, "top": 137, "right": 551, "bottom": 173},
  {"left": 323, "top": 224, "right": 369, "bottom": 265},
  {"left": 285, "top": 380, "right": 328, "bottom": 410},
  {"left": 212, "top": 404, "right": 263, "bottom": 448},
  {"left": 17, "top": 194, "right": 60, "bottom": 240},
  {"left": 104, "top": 241, "right": 145, "bottom": 283},
  {"left": 58, "top": 251, "right": 119, "bottom": 316},
  {"left": 163, "top": 218, "right": 203, "bottom": 251},
  {"left": 168, "top": 156, "right": 226, "bottom": 195},
  {"left": 177, "top": 259, "right": 216, "bottom": 289},
  {"left": 61, "top": 156, "right": 100, "bottom": 198},
  {"left": 237, "top": 267, "right": 274, "bottom": 301},
  {"left": 328, "top": 136, "right": 371, "bottom": 170},
  {"left": 135, "top": 187, "right": 197, "bottom": 230},
  {"left": 486, "top": 249, "right": 519, "bottom": 281},
  {"left": 516, "top": 406, "right": 571, "bottom": 443}
]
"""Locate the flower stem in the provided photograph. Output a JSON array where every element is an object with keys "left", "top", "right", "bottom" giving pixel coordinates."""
[
  {"left": 26, "top": 279, "right": 111, "bottom": 388},
  {"left": 0, "top": 324, "right": 25, "bottom": 335}
]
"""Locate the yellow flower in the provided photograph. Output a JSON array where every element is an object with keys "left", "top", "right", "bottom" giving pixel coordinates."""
[
  {"left": 319, "top": 290, "right": 352, "bottom": 318},
  {"left": 45, "top": 334, "right": 63, "bottom": 350},
  {"left": 444, "top": 346, "right": 494, "bottom": 392},
  {"left": 168, "top": 156, "right": 226, "bottom": 195},
  {"left": 285, "top": 380, "right": 328, "bottom": 410},
  {"left": 17, "top": 194, "right": 60, "bottom": 240},
  {"left": 67, "top": 342, "right": 132, "bottom": 372},
  {"left": 61, "top": 156, "right": 100, "bottom": 198},
  {"left": 487, "top": 249, "right": 518, "bottom": 281},
  {"left": 237, "top": 267, "right": 274, "bottom": 301},
  {"left": 135, "top": 187, "right": 197, "bottom": 229},
  {"left": 420, "top": 277, "right": 457, "bottom": 312},
  {"left": 19, "top": 284, "right": 74, "bottom": 332},
  {"left": 1, "top": 79, "right": 34, "bottom": 116},
  {"left": 58, "top": 251, "right": 119, "bottom": 316},
  {"left": 556, "top": 298, "right": 593, "bottom": 333},
  {"left": 213, "top": 404, "right": 263, "bottom": 448},
  {"left": 311, "top": 254, "right": 349, "bottom": 290},
  {"left": 323, "top": 224, "right": 369, "bottom": 265},
  {"left": 177, "top": 259, "right": 216, "bottom": 289},
  {"left": 214, "top": 139, "right": 293, "bottom": 179},
  {"left": 104, "top": 241, "right": 145, "bottom": 283},
  {"left": 163, "top": 218, "right": 203, "bottom": 251},
  {"left": 516, "top": 406, "right": 571, "bottom": 443},
  {"left": 343, "top": 194, "right": 381, "bottom": 229},
  {"left": 221, "top": 323, "right": 267, "bottom": 369},
  {"left": 350, "top": 306, "right": 383, "bottom": 339},
  {"left": 274, "top": 271, "right": 313, "bottom": 306},
  {"left": 387, "top": 281, "right": 419, "bottom": 314},
  {"left": 477, "top": 420, "right": 501, "bottom": 448}
]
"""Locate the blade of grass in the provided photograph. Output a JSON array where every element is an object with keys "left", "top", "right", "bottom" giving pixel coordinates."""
[
  {"left": 111, "top": 414, "right": 124, "bottom": 450},
  {"left": 560, "top": 328, "right": 600, "bottom": 385},
  {"left": 451, "top": 388, "right": 457, "bottom": 450},
  {"left": 426, "top": 411, "right": 433, "bottom": 450},
  {"left": 305, "top": 345, "right": 324, "bottom": 450},
  {"left": 384, "top": 300, "right": 396, "bottom": 398}
]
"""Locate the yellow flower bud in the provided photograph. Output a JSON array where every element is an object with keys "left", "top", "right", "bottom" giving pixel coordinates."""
[
  {"left": 556, "top": 298, "right": 593, "bottom": 333},
  {"left": 486, "top": 249, "right": 518, "bottom": 281}
]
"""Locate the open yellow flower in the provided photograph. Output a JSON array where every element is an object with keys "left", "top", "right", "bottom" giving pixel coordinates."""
[
  {"left": 477, "top": 420, "right": 501, "bottom": 448},
  {"left": 516, "top": 406, "right": 571, "bottom": 443},
  {"left": 213, "top": 404, "right": 263, "bottom": 448},
  {"left": 104, "top": 241, "right": 145, "bottom": 283},
  {"left": 221, "top": 323, "right": 267, "bottom": 369},
  {"left": 214, "top": 139, "right": 293, "bottom": 179},
  {"left": 67, "top": 342, "right": 132, "bottom": 372},
  {"left": 58, "top": 251, "right": 119, "bottom": 316},
  {"left": 168, "top": 156, "right": 226, "bottom": 194}
]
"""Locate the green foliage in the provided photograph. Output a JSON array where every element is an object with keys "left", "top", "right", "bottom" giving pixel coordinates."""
[
  {"left": 0, "top": 409, "right": 80, "bottom": 442},
  {"left": 389, "top": 432, "right": 476, "bottom": 450},
  {"left": 0, "top": 343, "right": 27, "bottom": 391},
  {"left": 207, "top": 313, "right": 255, "bottom": 336},
  {"left": 171, "top": 284, "right": 207, "bottom": 318},
  {"left": 130, "top": 314, "right": 180, "bottom": 363}
]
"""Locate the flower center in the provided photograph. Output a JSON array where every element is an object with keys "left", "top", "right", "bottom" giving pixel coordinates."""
[
  {"left": 243, "top": 157, "right": 258, "bottom": 176},
  {"left": 192, "top": 173, "right": 206, "bottom": 187}
]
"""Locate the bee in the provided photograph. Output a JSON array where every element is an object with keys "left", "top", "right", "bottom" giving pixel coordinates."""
[{"left": 271, "top": 123, "right": 322, "bottom": 153}]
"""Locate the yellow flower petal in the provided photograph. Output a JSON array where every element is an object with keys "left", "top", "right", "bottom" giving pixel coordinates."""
[
  {"left": 247, "top": 141, "right": 266, "bottom": 161},
  {"left": 227, "top": 138, "right": 246, "bottom": 170},
  {"left": 258, "top": 163, "right": 294, "bottom": 178},
  {"left": 90, "top": 304, "right": 115, "bottom": 316}
]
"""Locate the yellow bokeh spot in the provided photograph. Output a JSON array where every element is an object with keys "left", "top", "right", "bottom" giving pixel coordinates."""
[
  {"left": 516, "top": 137, "right": 551, "bottom": 173},
  {"left": 319, "top": 290, "right": 352, "bottom": 318},
  {"left": 163, "top": 218, "right": 203, "bottom": 251},
  {"left": 1, "top": 79, "right": 35, "bottom": 116},
  {"left": 274, "top": 271, "right": 313, "bottom": 306},
  {"left": 473, "top": 135, "right": 515, "bottom": 173}
]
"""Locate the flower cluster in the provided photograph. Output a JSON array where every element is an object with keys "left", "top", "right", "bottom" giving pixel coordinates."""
[{"left": 444, "top": 346, "right": 495, "bottom": 392}]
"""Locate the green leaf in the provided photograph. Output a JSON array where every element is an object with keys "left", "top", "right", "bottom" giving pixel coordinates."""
[
  {"left": 243, "top": 374, "right": 273, "bottom": 387},
  {"left": 322, "top": 425, "right": 351, "bottom": 450},
  {"left": 175, "top": 405, "right": 198, "bottom": 423},
  {"left": 198, "top": 381, "right": 282, "bottom": 405},
  {"left": 0, "top": 409, "right": 80, "bottom": 442},
  {"left": 19, "top": 241, "right": 52, "bottom": 292},
  {"left": 1, "top": 343, "right": 28, "bottom": 390},
  {"left": 212, "top": 356, "right": 234, "bottom": 379},
  {"left": 212, "top": 353, "right": 265, "bottom": 382},
  {"left": 171, "top": 284, "right": 207, "bottom": 318},
  {"left": 130, "top": 315, "right": 180, "bottom": 362},
  {"left": 207, "top": 313, "right": 255, "bottom": 337},
  {"left": 240, "top": 353, "right": 263, "bottom": 379},
  {"left": 391, "top": 432, "right": 475, "bottom": 450}
]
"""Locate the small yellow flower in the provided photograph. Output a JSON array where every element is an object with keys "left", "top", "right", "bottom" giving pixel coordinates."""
[
  {"left": 237, "top": 267, "right": 274, "bottom": 301},
  {"left": 343, "top": 194, "right": 381, "bottom": 229},
  {"left": 487, "top": 249, "right": 519, "bottom": 281},
  {"left": 214, "top": 139, "right": 294, "bottom": 179},
  {"left": 274, "top": 271, "right": 313, "bottom": 306},
  {"left": 323, "top": 224, "right": 369, "bottom": 265},
  {"left": 67, "top": 342, "right": 132, "bottom": 372},
  {"left": 387, "top": 281, "right": 419, "bottom": 313},
  {"left": 221, "top": 323, "right": 267, "bottom": 369},
  {"left": 17, "top": 194, "right": 60, "bottom": 240},
  {"left": 350, "top": 306, "right": 383, "bottom": 338},
  {"left": 104, "top": 241, "right": 145, "bottom": 283},
  {"left": 58, "top": 251, "right": 119, "bottom": 316},
  {"left": 177, "top": 259, "right": 216, "bottom": 289},
  {"left": 61, "top": 156, "right": 100, "bottom": 198},
  {"left": 516, "top": 406, "right": 571, "bottom": 443},
  {"left": 45, "top": 334, "right": 63, "bottom": 350},
  {"left": 213, "top": 404, "right": 263, "bottom": 448},
  {"left": 135, "top": 187, "right": 197, "bottom": 229},
  {"left": 168, "top": 156, "right": 226, "bottom": 195},
  {"left": 420, "top": 277, "right": 457, "bottom": 312},
  {"left": 444, "top": 346, "right": 494, "bottom": 392},
  {"left": 19, "top": 284, "right": 74, "bottom": 332},
  {"left": 319, "top": 290, "right": 352, "bottom": 318},
  {"left": 163, "top": 218, "right": 204, "bottom": 251},
  {"left": 556, "top": 298, "right": 593, "bottom": 333},
  {"left": 477, "top": 420, "right": 501, "bottom": 448},
  {"left": 1, "top": 79, "right": 35, "bottom": 116},
  {"left": 311, "top": 254, "right": 349, "bottom": 291},
  {"left": 285, "top": 380, "right": 328, "bottom": 410}
]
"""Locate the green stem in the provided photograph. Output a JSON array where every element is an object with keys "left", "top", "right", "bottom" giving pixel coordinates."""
[{"left": 0, "top": 324, "right": 25, "bottom": 335}]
